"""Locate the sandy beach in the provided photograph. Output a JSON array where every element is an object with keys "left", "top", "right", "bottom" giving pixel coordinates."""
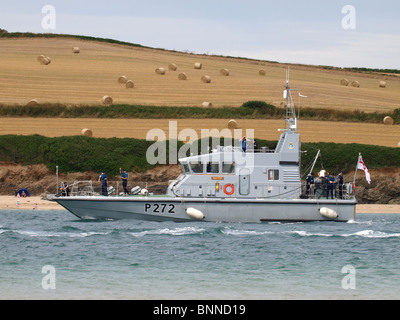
[
  {"left": 0, "top": 196, "right": 63, "bottom": 210},
  {"left": 0, "top": 196, "right": 400, "bottom": 214}
]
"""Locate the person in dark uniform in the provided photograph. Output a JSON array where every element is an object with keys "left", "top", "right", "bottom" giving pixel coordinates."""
[
  {"left": 306, "top": 172, "right": 314, "bottom": 197},
  {"left": 119, "top": 168, "right": 129, "bottom": 195},
  {"left": 253, "top": 140, "right": 258, "bottom": 151},
  {"left": 98, "top": 170, "right": 108, "bottom": 196},
  {"left": 326, "top": 172, "right": 336, "bottom": 199},
  {"left": 337, "top": 172, "right": 344, "bottom": 199},
  {"left": 60, "top": 182, "right": 70, "bottom": 196}
]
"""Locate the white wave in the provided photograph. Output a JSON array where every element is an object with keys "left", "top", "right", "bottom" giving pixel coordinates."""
[
  {"left": 221, "top": 228, "right": 273, "bottom": 236},
  {"left": 286, "top": 229, "right": 400, "bottom": 238},
  {"left": 349, "top": 230, "right": 400, "bottom": 238},
  {"left": 347, "top": 219, "right": 373, "bottom": 225},
  {"left": 285, "top": 230, "right": 333, "bottom": 237},
  {"left": 13, "top": 230, "right": 110, "bottom": 238},
  {"left": 131, "top": 227, "right": 206, "bottom": 237}
]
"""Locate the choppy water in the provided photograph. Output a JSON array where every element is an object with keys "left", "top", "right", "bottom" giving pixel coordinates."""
[{"left": 0, "top": 209, "right": 399, "bottom": 300}]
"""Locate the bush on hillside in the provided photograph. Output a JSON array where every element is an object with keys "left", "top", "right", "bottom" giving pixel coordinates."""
[{"left": 241, "top": 101, "right": 277, "bottom": 116}]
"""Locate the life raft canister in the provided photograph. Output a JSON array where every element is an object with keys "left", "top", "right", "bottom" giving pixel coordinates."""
[{"left": 223, "top": 184, "right": 235, "bottom": 195}]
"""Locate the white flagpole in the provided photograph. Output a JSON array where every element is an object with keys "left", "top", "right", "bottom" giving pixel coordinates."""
[{"left": 353, "top": 153, "right": 361, "bottom": 184}]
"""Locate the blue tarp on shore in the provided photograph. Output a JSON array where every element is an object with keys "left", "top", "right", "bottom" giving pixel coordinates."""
[{"left": 15, "top": 188, "right": 30, "bottom": 197}]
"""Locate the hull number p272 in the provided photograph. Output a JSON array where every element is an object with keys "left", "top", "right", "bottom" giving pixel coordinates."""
[{"left": 144, "top": 203, "right": 175, "bottom": 214}]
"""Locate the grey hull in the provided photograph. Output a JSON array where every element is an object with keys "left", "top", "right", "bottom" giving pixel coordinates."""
[{"left": 55, "top": 196, "right": 356, "bottom": 222}]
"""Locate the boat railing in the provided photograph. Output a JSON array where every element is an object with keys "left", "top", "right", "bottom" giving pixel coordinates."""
[
  {"left": 213, "top": 146, "right": 275, "bottom": 153},
  {"left": 70, "top": 180, "right": 97, "bottom": 196},
  {"left": 301, "top": 182, "right": 355, "bottom": 200}
]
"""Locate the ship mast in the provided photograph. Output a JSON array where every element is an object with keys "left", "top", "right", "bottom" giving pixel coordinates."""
[{"left": 283, "top": 68, "right": 297, "bottom": 132}]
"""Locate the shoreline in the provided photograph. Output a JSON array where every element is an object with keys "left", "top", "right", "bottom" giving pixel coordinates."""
[{"left": 0, "top": 196, "right": 400, "bottom": 214}]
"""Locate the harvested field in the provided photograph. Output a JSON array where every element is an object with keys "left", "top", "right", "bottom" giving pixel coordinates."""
[
  {"left": 0, "top": 38, "right": 399, "bottom": 111},
  {"left": 0, "top": 117, "right": 399, "bottom": 148}
]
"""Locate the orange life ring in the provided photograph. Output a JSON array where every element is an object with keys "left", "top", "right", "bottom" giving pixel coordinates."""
[{"left": 224, "top": 184, "right": 235, "bottom": 195}]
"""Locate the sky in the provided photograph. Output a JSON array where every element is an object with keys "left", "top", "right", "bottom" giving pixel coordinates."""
[{"left": 1, "top": 0, "right": 399, "bottom": 69}]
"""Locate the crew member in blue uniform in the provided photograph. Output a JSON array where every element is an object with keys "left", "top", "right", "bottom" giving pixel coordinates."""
[
  {"left": 98, "top": 170, "right": 108, "bottom": 196},
  {"left": 60, "top": 182, "right": 70, "bottom": 196},
  {"left": 119, "top": 168, "right": 129, "bottom": 195},
  {"left": 241, "top": 136, "right": 247, "bottom": 152},
  {"left": 326, "top": 172, "right": 336, "bottom": 199},
  {"left": 306, "top": 172, "right": 314, "bottom": 196}
]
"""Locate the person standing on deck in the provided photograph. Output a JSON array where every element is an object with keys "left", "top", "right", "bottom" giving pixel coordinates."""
[
  {"left": 326, "top": 172, "right": 336, "bottom": 199},
  {"left": 119, "top": 168, "right": 129, "bottom": 195},
  {"left": 306, "top": 172, "right": 314, "bottom": 197},
  {"left": 98, "top": 170, "right": 108, "bottom": 196},
  {"left": 241, "top": 136, "right": 247, "bottom": 152}
]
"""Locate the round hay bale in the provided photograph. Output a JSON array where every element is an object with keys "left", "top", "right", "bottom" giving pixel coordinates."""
[
  {"left": 220, "top": 68, "right": 230, "bottom": 76},
  {"left": 72, "top": 47, "right": 80, "bottom": 53},
  {"left": 202, "top": 102, "right": 213, "bottom": 108},
  {"left": 168, "top": 63, "right": 177, "bottom": 71},
  {"left": 194, "top": 62, "right": 202, "bottom": 69},
  {"left": 340, "top": 79, "right": 349, "bottom": 86},
  {"left": 125, "top": 80, "right": 134, "bottom": 88},
  {"left": 259, "top": 69, "right": 266, "bottom": 76},
  {"left": 397, "top": 142, "right": 400, "bottom": 148},
  {"left": 118, "top": 76, "right": 128, "bottom": 84},
  {"left": 37, "top": 55, "right": 46, "bottom": 63},
  {"left": 178, "top": 72, "right": 187, "bottom": 80},
  {"left": 38, "top": 55, "right": 51, "bottom": 65},
  {"left": 351, "top": 81, "right": 360, "bottom": 88},
  {"left": 27, "top": 99, "right": 40, "bottom": 106},
  {"left": 201, "top": 75, "right": 211, "bottom": 83},
  {"left": 155, "top": 67, "right": 165, "bottom": 75},
  {"left": 81, "top": 128, "right": 93, "bottom": 137},
  {"left": 383, "top": 116, "right": 394, "bottom": 125},
  {"left": 379, "top": 81, "right": 387, "bottom": 88},
  {"left": 102, "top": 96, "right": 113, "bottom": 106},
  {"left": 228, "top": 119, "right": 238, "bottom": 129}
]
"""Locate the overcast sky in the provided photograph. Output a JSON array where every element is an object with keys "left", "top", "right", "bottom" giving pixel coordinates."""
[{"left": 1, "top": 0, "right": 399, "bottom": 69}]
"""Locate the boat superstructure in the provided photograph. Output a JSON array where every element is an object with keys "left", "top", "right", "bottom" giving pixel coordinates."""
[{"left": 54, "top": 79, "right": 357, "bottom": 222}]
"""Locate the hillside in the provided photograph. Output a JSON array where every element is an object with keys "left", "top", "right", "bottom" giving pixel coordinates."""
[{"left": 0, "top": 35, "right": 399, "bottom": 111}]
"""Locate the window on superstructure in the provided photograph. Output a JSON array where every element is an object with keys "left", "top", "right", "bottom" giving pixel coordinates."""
[
  {"left": 182, "top": 163, "right": 190, "bottom": 174},
  {"left": 206, "top": 162, "right": 219, "bottom": 173},
  {"left": 268, "top": 169, "right": 279, "bottom": 181},
  {"left": 222, "top": 162, "right": 235, "bottom": 174},
  {"left": 190, "top": 162, "right": 203, "bottom": 173}
]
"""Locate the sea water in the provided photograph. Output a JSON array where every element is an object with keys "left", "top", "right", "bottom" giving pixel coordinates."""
[{"left": 0, "top": 209, "right": 399, "bottom": 300}]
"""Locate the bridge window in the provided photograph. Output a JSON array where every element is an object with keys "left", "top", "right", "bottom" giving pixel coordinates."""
[
  {"left": 190, "top": 162, "right": 203, "bottom": 173},
  {"left": 222, "top": 162, "right": 235, "bottom": 174},
  {"left": 206, "top": 162, "right": 219, "bottom": 173},
  {"left": 182, "top": 163, "right": 190, "bottom": 174}
]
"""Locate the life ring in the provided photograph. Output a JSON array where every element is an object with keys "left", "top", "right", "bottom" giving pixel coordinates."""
[{"left": 224, "top": 184, "right": 235, "bottom": 195}]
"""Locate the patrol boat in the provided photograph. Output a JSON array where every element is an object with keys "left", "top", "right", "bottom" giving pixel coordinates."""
[{"left": 54, "top": 80, "right": 357, "bottom": 222}]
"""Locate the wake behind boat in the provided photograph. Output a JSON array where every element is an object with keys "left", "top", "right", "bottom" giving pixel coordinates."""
[{"left": 55, "top": 79, "right": 357, "bottom": 222}]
